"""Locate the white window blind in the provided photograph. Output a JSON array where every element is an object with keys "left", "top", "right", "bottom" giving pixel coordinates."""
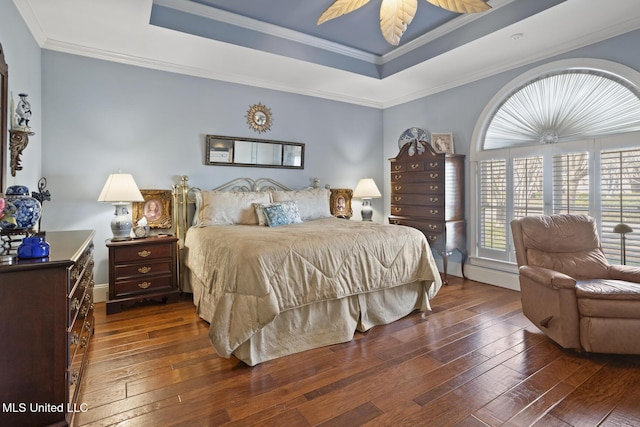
[
  {"left": 479, "top": 159, "right": 507, "bottom": 251},
  {"left": 513, "top": 156, "right": 544, "bottom": 220},
  {"left": 600, "top": 148, "right": 640, "bottom": 265},
  {"left": 552, "top": 152, "right": 590, "bottom": 215}
]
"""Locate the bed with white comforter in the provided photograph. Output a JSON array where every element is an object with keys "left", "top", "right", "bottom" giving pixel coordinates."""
[{"left": 179, "top": 182, "right": 442, "bottom": 365}]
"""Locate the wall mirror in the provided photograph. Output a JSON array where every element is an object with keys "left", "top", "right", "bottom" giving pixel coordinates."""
[
  {"left": 206, "top": 135, "right": 304, "bottom": 169},
  {"left": 0, "top": 43, "right": 8, "bottom": 192}
]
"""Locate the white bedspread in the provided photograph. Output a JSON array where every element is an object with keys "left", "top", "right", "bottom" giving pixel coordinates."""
[{"left": 184, "top": 217, "right": 442, "bottom": 358}]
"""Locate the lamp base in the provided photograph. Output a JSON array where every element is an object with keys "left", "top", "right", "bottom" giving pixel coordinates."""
[
  {"left": 360, "top": 199, "right": 373, "bottom": 221},
  {"left": 110, "top": 202, "right": 133, "bottom": 241}
]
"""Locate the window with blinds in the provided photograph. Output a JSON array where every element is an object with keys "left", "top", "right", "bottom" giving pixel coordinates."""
[
  {"left": 479, "top": 159, "right": 507, "bottom": 251},
  {"left": 475, "top": 61, "right": 640, "bottom": 267},
  {"left": 513, "top": 156, "right": 544, "bottom": 220},
  {"left": 600, "top": 149, "right": 640, "bottom": 264},
  {"left": 552, "top": 152, "right": 590, "bottom": 215}
]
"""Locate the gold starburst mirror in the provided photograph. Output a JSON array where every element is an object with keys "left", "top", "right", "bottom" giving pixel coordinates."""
[
  {"left": 246, "top": 103, "right": 273, "bottom": 133},
  {"left": 318, "top": 0, "right": 491, "bottom": 46}
]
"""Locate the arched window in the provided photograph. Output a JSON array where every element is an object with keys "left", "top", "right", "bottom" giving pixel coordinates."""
[{"left": 471, "top": 59, "right": 640, "bottom": 272}]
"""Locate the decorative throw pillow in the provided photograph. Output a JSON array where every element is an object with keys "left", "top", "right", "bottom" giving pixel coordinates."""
[
  {"left": 254, "top": 201, "right": 302, "bottom": 226},
  {"left": 262, "top": 204, "right": 291, "bottom": 227},
  {"left": 196, "top": 191, "right": 271, "bottom": 226},
  {"left": 270, "top": 188, "right": 331, "bottom": 221}
]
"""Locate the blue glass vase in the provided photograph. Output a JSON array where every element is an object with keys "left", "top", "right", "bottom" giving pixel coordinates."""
[
  {"left": 17, "top": 235, "right": 50, "bottom": 259},
  {"left": 5, "top": 185, "right": 41, "bottom": 229}
]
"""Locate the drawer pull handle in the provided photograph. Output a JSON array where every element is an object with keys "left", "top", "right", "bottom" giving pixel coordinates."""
[
  {"left": 429, "top": 185, "right": 439, "bottom": 191},
  {"left": 394, "top": 196, "right": 402, "bottom": 201},
  {"left": 138, "top": 281, "right": 152, "bottom": 289},
  {"left": 429, "top": 173, "right": 439, "bottom": 179},
  {"left": 70, "top": 331, "right": 79, "bottom": 345},
  {"left": 394, "top": 165, "right": 402, "bottom": 170},
  {"left": 429, "top": 162, "right": 439, "bottom": 168},
  {"left": 394, "top": 207, "right": 402, "bottom": 213},
  {"left": 411, "top": 163, "right": 420, "bottom": 169},
  {"left": 70, "top": 370, "right": 79, "bottom": 386},
  {"left": 72, "top": 298, "right": 81, "bottom": 310},
  {"left": 80, "top": 337, "right": 88, "bottom": 348},
  {"left": 428, "top": 236, "right": 438, "bottom": 242},
  {"left": 429, "top": 197, "right": 439, "bottom": 203},
  {"left": 394, "top": 174, "right": 402, "bottom": 180},
  {"left": 430, "top": 209, "right": 439, "bottom": 215},
  {"left": 428, "top": 224, "right": 438, "bottom": 230},
  {"left": 138, "top": 266, "right": 152, "bottom": 274},
  {"left": 394, "top": 185, "right": 402, "bottom": 191},
  {"left": 138, "top": 250, "right": 151, "bottom": 258}
]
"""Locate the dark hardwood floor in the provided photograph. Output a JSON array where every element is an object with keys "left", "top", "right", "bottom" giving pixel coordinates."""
[{"left": 74, "top": 278, "right": 640, "bottom": 426}]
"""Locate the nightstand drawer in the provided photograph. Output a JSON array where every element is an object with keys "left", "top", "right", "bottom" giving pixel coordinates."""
[
  {"left": 114, "top": 259, "right": 173, "bottom": 280},
  {"left": 114, "top": 275, "right": 173, "bottom": 297},
  {"left": 113, "top": 242, "right": 173, "bottom": 262}
]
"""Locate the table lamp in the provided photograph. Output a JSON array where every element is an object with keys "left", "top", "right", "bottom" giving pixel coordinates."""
[
  {"left": 98, "top": 170, "right": 144, "bottom": 240},
  {"left": 353, "top": 178, "right": 381, "bottom": 221}
]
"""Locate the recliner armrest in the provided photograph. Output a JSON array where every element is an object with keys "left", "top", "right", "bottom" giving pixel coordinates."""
[
  {"left": 608, "top": 264, "right": 640, "bottom": 282},
  {"left": 519, "top": 265, "right": 577, "bottom": 289}
]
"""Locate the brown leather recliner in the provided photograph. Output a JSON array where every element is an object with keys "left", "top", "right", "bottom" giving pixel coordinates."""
[{"left": 511, "top": 214, "right": 640, "bottom": 354}]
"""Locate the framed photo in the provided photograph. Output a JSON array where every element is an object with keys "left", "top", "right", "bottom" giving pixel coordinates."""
[
  {"left": 330, "top": 188, "right": 353, "bottom": 219},
  {"left": 431, "top": 133, "right": 454, "bottom": 154},
  {"left": 132, "top": 189, "right": 172, "bottom": 229}
]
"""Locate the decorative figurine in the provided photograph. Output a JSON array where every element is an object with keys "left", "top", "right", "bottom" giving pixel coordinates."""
[{"left": 16, "top": 93, "right": 32, "bottom": 129}]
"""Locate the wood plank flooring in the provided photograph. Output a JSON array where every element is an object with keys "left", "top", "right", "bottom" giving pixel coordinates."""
[{"left": 74, "top": 278, "right": 640, "bottom": 426}]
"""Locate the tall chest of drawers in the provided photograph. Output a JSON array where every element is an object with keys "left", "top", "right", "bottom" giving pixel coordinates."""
[
  {"left": 389, "top": 144, "right": 466, "bottom": 283},
  {"left": 0, "top": 230, "right": 95, "bottom": 427}
]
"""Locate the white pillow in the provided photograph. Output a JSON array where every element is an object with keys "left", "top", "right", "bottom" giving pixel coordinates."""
[
  {"left": 271, "top": 188, "right": 331, "bottom": 221},
  {"left": 254, "top": 201, "right": 303, "bottom": 226},
  {"left": 196, "top": 191, "right": 271, "bottom": 226}
]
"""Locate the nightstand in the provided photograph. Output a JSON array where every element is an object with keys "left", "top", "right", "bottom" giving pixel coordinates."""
[{"left": 106, "top": 235, "right": 180, "bottom": 314}]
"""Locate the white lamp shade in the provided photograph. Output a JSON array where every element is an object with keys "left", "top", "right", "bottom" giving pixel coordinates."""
[
  {"left": 353, "top": 178, "right": 381, "bottom": 199},
  {"left": 97, "top": 172, "right": 144, "bottom": 203}
]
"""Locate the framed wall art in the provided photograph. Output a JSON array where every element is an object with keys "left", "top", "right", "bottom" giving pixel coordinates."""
[
  {"left": 330, "top": 188, "right": 353, "bottom": 219},
  {"left": 431, "top": 133, "right": 454, "bottom": 154},
  {"left": 132, "top": 189, "right": 172, "bottom": 229}
]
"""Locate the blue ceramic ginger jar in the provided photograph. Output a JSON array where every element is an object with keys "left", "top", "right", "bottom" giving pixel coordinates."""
[{"left": 4, "top": 185, "right": 42, "bottom": 229}]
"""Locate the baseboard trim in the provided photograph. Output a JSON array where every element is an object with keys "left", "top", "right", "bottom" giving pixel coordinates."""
[{"left": 93, "top": 283, "right": 108, "bottom": 303}]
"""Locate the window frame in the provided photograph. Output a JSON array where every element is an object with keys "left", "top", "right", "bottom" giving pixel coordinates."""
[{"left": 470, "top": 59, "right": 640, "bottom": 270}]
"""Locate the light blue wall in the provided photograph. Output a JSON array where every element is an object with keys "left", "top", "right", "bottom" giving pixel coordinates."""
[
  {"left": 40, "top": 52, "right": 383, "bottom": 284},
  {"left": 0, "top": 1, "right": 42, "bottom": 192}
]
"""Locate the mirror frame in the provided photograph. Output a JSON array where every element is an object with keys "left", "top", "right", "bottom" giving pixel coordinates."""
[
  {"left": 205, "top": 135, "right": 305, "bottom": 169},
  {"left": 0, "top": 43, "right": 7, "bottom": 193}
]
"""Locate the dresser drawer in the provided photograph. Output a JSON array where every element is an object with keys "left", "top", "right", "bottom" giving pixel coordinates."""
[
  {"left": 113, "top": 242, "right": 173, "bottom": 263},
  {"left": 391, "top": 193, "right": 443, "bottom": 206},
  {"left": 391, "top": 182, "right": 444, "bottom": 194},
  {"left": 391, "top": 161, "right": 424, "bottom": 172},
  {"left": 389, "top": 217, "right": 446, "bottom": 250},
  {"left": 114, "top": 259, "right": 173, "bottom": 280},
  {"left": 391, "top": 169, "right": 444, "bottom": 183},
  {"left": 114, "top": 275, "right": 174, "bottom": 297},
  {"left": 391, "top": 205, "right": 444, "bottom": 219}
]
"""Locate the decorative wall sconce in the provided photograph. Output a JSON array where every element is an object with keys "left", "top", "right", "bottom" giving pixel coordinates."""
[{"left": 9, "top": 128, "right": 35, "bottom": 176}]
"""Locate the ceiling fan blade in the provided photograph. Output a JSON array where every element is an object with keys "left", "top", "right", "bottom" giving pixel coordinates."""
[
  {"left": 425, "top": 0, "right": 491, "bottom": 13},
  {"left": 380, "top": 0, "right": 418, "bottom": 46},
  {"left": 317, "top": 0, "right": 371, "bottom": 25}
]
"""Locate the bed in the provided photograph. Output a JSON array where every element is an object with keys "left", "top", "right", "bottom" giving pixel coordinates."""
[{"left": 173, "top": 176, "right": 442, "bottom": 365}]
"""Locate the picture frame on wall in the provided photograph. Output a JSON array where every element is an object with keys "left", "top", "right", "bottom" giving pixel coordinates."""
[
  {"left": 132, "top": 189, "right": 173, "bottom": 229},
  {"left": 330, "top": 188, "right": 353, "bottom": 219},
  {"left": 431, "top": 133, "right": 454, "bottom": 154}
]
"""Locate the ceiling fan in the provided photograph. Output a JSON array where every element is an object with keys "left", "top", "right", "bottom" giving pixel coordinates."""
[{"left": 318, "top": 0, "right": 491, "bottom": 46}]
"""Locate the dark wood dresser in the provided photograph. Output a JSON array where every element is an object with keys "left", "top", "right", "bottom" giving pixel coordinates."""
[
  {"left": 389, "top": 143, "right": 466, "bottom": 283},
  {"left": 0, "top": 230, "right": 95, "bottom": 427},
  {"left": 106, "top": 235, "right": 180, "bottom": 314}
]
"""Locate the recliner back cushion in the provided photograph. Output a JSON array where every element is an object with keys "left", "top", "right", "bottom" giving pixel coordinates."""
[{"left": 520, "top": 214, "right": 610, "bottom": 279}]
